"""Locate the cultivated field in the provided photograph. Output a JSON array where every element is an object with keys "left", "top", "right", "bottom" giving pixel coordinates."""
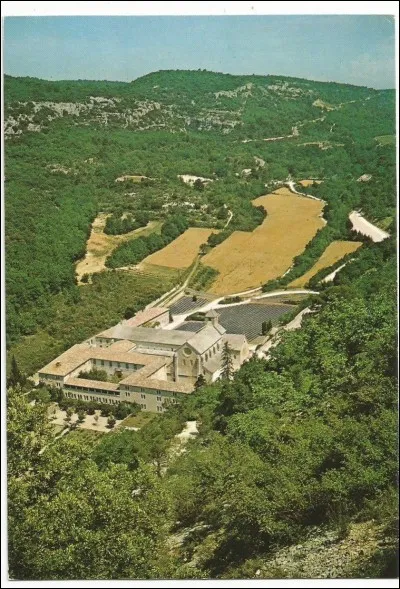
[
  {"left": 288, "top": 240, "right": 362, "bottom": 288},
  {"left": 374, "top": 135, "right": 395, "bottom": 146},
  {"left": 299, "top": 179, "right": 323, "bottom": 187},
  {"left": 75, "top": 213, "right": 161, "bottom": 281},
  {"left": 203, "top": 188, "right": 325, "bottom": 294},
  {"left": 216, "top": 302, "right": 294, "bottom": 341},
  {"left": 169, "top": 296, "right": 210, "bottom": 315},
  {"left": 172, "top": 303, "right": 294, "bottom": 341},
  {"left": 288, "top": 241, "right": 362, "bottom": 288},
  {"left": 143, "top": 227, "right": 217, "bottom": 269}
]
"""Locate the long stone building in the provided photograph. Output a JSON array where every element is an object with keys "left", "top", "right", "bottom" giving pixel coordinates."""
[{"left": 39, "top": 308, "right": 249, "bottom": 412}]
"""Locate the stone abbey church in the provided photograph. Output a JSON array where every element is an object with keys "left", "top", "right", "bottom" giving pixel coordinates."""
[{"left": 39, "top": 307, "right": 249, "bottom": 412}]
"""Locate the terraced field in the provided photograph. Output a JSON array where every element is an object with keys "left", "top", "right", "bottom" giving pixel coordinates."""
[
  {"left": 203, "top": 188, "right": 325, "bottom": 294},
  {"left": 143, "top": 227, "right": 217, "bottom": 269},
  {"left": 169, "top": 296, "right": 209, "bottom": 315},
  {"left": 216, "top": 303, "right": 295, "bottom": 341},
  {"left": 289, "top": 240, "right": 363, "bottom": 288}
]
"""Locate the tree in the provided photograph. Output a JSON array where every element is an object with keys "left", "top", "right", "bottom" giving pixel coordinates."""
[
  {"left": 124, "top": 305, "right": 139, "bottom": 320},
  {"left": 115, "top": 402, "right": 137, "bottom": 420},
  {"left": 194, "top": 374, "right": 206, "bottom": 390},
  {"left": 78, "top": 368, "right": 109, "bottom": 382},
  {"left": 7, "top": 355, "right": 25, "bottom": 388},
  {"left": 8, "top": 392, "right": 176, "bottom": 580},
  {"left": 7, "top": 387, "right": 53, "bottom": 478},
  {"left": 77, "top": 410, "right": 86, "bottom": 424},
  {"left": 193, "top": 178, "right": 204, "bottom": 191},
  {"left": 261, "top": 319, "right": 272, "bottom": 335},
  {"left": 221, "top": 342, "right": 234, "bottom": 380},
  {"left": 107, "top": 415, "right": 116, "bottom": 429},
  {"left": 92, "top": 430, "right": 140, "bottom": 471},
  {"left": 81, "top": 273, "right": 90, "bottom": 284}
]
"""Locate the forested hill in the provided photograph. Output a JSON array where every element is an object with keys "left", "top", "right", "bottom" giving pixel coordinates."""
[
  {"left": 5, "top": 70, "right": 395, "bottom": 140},
  {"left": 5, "top": 71, "right": 398, "bottom": 580},
  {"left": 5, "top": 70, "right": 396, "bottom": 368}
]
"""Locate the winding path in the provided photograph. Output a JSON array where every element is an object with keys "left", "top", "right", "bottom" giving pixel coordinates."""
[{"left": 348, "top": 211, "right": 389, "bottom": 243}]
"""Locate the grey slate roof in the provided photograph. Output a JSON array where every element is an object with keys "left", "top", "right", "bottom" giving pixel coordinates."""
[{"left": 187, "top": 325, "right": 223, "bottom": 354}]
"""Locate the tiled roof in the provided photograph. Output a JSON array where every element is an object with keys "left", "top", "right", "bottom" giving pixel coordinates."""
[
  {"left": 64, "top": 377, "right": 120, "bottom": 391},
  {"left": 39, "top": 344, "right": 93, "bottom": 377},
  {"left": 97, "top": 325, "right": 191, "bottom": 346},
  {"left": 225, "top": 334, "right": 247, "bottom": 349},
  {"left": 122, "top": 375, "right": 193, "bottom": 394},
  {"left": 124, "top": 307, "right": 169, "bottom": 327},
  {"left": 38, "top": 341, "right": 169, "bottom": 377},
  {"left": 187, "top": 325, "right": 223, "bottom": 354}
]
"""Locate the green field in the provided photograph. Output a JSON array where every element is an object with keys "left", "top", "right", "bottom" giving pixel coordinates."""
[
  {"left": 61, "top": 428, "right": 104, "bottom": 447},
  {"left": 374, "top": 134, "right": 395, "bottom": 146},
  {"left": 120, "top": 412, "right": 158, "bottom": 429}
]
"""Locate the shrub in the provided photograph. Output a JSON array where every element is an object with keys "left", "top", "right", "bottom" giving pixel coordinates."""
[
  {"left": 114, "top": 402, "right": 134, "bottom": 420},
  {"left": 100, "top": 404, "right": 113, "bottom": 417},
  {"left": 107, "top": 415, "right": 116, "bottom": 429}
]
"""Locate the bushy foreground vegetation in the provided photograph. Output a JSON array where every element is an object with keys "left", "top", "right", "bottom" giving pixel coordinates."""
[{"left": 7, "top": 237, "right": 398, "bottom": 579}]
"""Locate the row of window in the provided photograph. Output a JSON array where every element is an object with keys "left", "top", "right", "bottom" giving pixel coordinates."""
[
  {"left": 140, "top": 404, "right": 164, "bottom": 412},
  {"left": 204, "top": 343, "right": 221, "bottom": 362},
  {"left": 123, "top": 386, "right": 178, "bottom": 397},
  {"left": 65, "top": 392, "right": 119, "bottom": 404},
  {"left": 94, "top": 359, "right": 140, "bottom": 370},
  {"left": 66, "top": 386, "right": 120, "bottom": 396},
  {"left": 181, "top": 358, "right": 196, "bottom": 366}
]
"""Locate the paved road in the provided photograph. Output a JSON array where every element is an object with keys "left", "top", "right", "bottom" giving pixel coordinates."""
[{"left": 349, "top": 211, "right": 389, "bottom": 243}]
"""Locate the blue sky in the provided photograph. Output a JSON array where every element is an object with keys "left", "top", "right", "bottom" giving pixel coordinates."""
[{"left": 3, "top": 15, "right": 396, "bottom": 88}]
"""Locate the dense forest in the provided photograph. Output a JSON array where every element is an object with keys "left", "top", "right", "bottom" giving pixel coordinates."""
[
  {"left": 5, "top": 70, "right": 397, "bottom": 580},
  {"left": 8, "top": 237, "right": 398, "bottom": 579}
]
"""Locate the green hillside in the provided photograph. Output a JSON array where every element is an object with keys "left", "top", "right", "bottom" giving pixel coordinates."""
[
  {"left": 5, "top": 71, "right": 395, "bottom": 354},
  {"left": 5, "top": 70, "right": 398, "bottom": 580}
]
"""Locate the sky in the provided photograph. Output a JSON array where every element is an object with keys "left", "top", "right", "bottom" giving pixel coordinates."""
[{"left": 3, "top": 14, "right": 397, "bottom": 89}]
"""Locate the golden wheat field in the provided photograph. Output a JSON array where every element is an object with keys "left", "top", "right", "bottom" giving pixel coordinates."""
[
  {"left": 202, "top": 187, "right": 325, "bottom": 295},
  {"left": 75, "top": 214, "right": 161, "bottom": 281},
  {"left": 299, "top": 179, "right": 323, "bottom": 187},
  {"left": 143, "top": 227, "right": 217, "bottom": 269},
  {"left": 288, "top": 240, "right": 362, "bottom": 288}
]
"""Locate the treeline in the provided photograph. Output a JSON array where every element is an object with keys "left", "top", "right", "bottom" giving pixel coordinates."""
[
  {"left": 104, "top": 212, "right": 149, "bottom": 235},
  {"left": 105, "top": 214, "right": 189, "bottom": 269}
]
